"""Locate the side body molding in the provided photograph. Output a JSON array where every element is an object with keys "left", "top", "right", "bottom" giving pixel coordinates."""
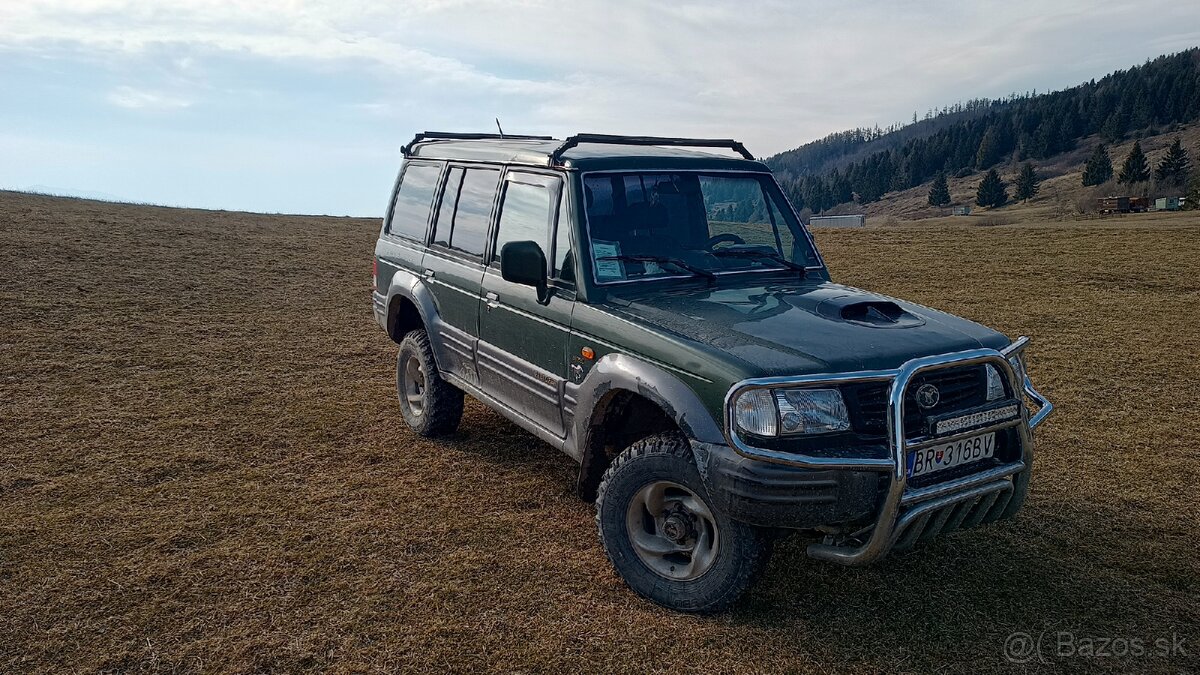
[{"left": 569, "top": 352, "right": 725, "bottom": 455}]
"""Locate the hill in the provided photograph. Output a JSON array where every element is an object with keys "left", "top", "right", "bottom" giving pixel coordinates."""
[
  {"left": 768, "top": 49, "right": 1200, "bottom": 217},
  {"left": 837, "top": 122, "right": 1200, "bottom": 224}
]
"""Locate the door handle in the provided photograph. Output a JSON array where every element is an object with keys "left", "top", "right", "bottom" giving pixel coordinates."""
[
  {"left": 422, "top": 268, "right": 435, "bottom": 279},
  {"left": 484, "top": 291, "right": 500, "bottom": 309}
]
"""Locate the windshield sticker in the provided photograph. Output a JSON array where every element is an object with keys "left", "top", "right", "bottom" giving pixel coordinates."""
[{"left": 592, "top": 240, "right": 625, "bottom": 280}]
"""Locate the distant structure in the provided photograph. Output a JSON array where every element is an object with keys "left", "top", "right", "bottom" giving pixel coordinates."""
[
  {"left": 953, "top": 206, "right": 972, "bottom": 216},
  {"left": 1154, "top": 197, "right": 1181, "bottom": 211},
  {"left": 1099, "top": 196, "right": 1148, "bottom": 213},
  {"left": 1099, "top": 196, "right": 1129, "bottom": 213},
  {"left": 809, "top": 214, "right": 865, "bottom": 228}
]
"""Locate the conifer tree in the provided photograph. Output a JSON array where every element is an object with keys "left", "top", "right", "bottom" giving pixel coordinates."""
[
  {"left": 1118, "top": 141, "right": 1151, "bottom": 184},
  {"left": 928, "top": 171, "right": 952, "bottom": 206},
  {"left": 975, "top": 169, "right": 1008, "bottom": 208},
  {"left": 764, "top": 50, "right": 1200, "bottom": 208},
  {"left": 975, "top": 126, "right": 1002, "bottom": 168},
  {"left": 1014, "top": 162, "right": 1040, "bottom": 201},
  {"left": 1154, "top": 138, "right": 1191, "bottom": 183},
  {"left": 1101, "top": 110, "right": 1128, "bottom": 143},
  {"left": 1082, "top": 144, "right": 1113, "bottom": 186},
  {"left": 1185, "top": 170, "right": 1200, "bottom": 210}
]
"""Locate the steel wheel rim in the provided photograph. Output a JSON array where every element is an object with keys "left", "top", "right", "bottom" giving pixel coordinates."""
[
  {"left": 625, "top": 480, "right": 720, "bottom": 581},
  {"left": 402, "top": 354, "right": 426, "bottom": 416}
]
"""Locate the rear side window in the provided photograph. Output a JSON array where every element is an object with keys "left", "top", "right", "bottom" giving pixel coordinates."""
[
  {"left": 435, "top": 168, "right": 500, "bottom": 258},
  {"left": 388, "top": 162, "right": 442, "bottom": 241},
  {"left": 493, "top": 177, "right": 555, "bottom": 265},
  {"left": 433, "top": 167, "right": 465, "bottom": 248}
]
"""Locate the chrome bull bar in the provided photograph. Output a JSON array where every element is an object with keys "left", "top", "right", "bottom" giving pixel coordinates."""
[{"left": 722, "top": 336, "right": 1052, "bottom": 565}]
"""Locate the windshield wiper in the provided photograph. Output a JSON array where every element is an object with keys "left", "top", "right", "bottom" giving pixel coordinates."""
[
  {"left": 711, "top": 249, "right": 807, "bottom": 277},
  {"left": 597, "top": 254, "right": 716, "bottom": 284}
]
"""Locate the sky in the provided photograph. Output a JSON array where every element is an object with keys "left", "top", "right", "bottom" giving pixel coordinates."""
[{"left": 2, "top": 1, "right": 1199, "bottom": 216}]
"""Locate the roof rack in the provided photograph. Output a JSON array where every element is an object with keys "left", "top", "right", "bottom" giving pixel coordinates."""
[
  {"left": 402, "top": 131, "right": 555, "bottom": 157},
  {"left": 548, "top": 133, "right": 755, "bottom": 165}
]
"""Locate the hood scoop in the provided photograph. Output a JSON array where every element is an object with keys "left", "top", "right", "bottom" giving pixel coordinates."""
[{"left": 816, "top": 296, "right": 926, "bottom": 328}]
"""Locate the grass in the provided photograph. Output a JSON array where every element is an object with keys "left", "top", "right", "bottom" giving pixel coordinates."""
[{"left": 2, "top": 190, "right": 1198, "bottom": 672}]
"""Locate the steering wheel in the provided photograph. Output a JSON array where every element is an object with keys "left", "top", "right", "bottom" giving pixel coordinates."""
[{"left": 705, "top": 233, "right": 745, "bottom": 250}]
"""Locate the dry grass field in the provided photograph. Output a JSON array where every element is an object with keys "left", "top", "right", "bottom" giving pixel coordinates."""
[{"left": 2, "top": 190, "right": 1199, "bottom": 673}]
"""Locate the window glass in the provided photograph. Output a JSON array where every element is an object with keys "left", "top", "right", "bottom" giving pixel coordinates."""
[
  {"left": 764, "top": 193, "right": 804, "bottom": 263},
  {"left": 582, "top": 172, "right": 818, "bottom": 283},
  {"left": 433, "top": 167, "right": 464, "bottom": 247},
  {"left": 554, "top": 196, "right": 573, "bottom": 282},
  {"left": 701, "top": 176, "right": 791, "bottom": 251},
  {"left": 388, "top": 162, "right": 442, "bottom": 240},
  {"left": 494, "top": 181, "right": 551, "bottom": 263},
  {"left": 448, "top": 168, "right": 500, "bottom": 257}
]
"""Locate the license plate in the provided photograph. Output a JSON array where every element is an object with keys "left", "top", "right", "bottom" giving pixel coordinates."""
[{"left": 907, "top": 432, "right": 995, "bottom": 478}]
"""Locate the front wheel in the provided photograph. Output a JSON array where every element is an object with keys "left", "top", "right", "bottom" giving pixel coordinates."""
[
  {"left": 595, "top": 433, "right": 773, "bottom": 613},
  {"left": 396, "top": 329, "right": 463, "bottom": 437}
]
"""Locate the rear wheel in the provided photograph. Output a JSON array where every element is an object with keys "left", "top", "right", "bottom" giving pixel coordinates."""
[
  {"left": 596, "top": 433, "right": 772, "bottom": 613},
  {"left": 396, "top": 329, "right": 463, "bottom": 437}
]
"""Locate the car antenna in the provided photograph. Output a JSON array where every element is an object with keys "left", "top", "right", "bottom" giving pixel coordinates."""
[{"left": 495, "top": 118, "right": 505, "bottom": 138}]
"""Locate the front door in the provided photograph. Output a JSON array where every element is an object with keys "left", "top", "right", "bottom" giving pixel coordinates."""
[{"left": 477, "top": 170, "right": 573, "bottom": 438}]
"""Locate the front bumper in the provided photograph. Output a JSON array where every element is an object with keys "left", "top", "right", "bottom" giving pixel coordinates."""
[{"left": 707, "top": 336, "right": 1052, "bottom": 565}]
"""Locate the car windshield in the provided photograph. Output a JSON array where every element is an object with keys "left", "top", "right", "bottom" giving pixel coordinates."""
[{"left": 583, "top": 172, "right": 819, "bottom": 284}]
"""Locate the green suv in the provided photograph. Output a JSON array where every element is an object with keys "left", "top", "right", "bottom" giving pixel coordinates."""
[{"left": 372, "top": 132, "right": 1052, "bottom": 613}]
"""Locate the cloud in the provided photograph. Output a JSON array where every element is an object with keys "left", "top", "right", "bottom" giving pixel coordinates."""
[
  {"left": 0, "top": 1, "right": 562, "bottom": 96},
  {"left": 3, "top": 1, "right": 1199, "bottom": 214},
  {"left": 106, "top": 85, "right": 192, "bottom": 110},
  {"left": 5, "top": 1, "right": 1199, "bottom": 153}
]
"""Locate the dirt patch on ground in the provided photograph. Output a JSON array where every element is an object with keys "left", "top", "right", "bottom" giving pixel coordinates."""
[{"left": 2, "top": 191, "right": 1197, "bottom": 672}]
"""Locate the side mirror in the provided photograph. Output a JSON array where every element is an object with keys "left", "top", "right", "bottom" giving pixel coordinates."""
[{"left": 500, "top": 240, "right": 548, "bottom": 301}]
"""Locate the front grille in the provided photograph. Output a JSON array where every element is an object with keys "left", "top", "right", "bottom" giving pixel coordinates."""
[{"left": 843, "top": 365, "right": 989, "bottom": 437}]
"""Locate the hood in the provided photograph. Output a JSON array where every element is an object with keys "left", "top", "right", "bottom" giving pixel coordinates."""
[{"left": 604, "top": 280, "right": 1009, "bottom": 376}]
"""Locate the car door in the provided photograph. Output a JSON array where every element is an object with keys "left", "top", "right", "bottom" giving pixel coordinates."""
[
  {"left": 477, "top": 170, "right": 574, "bottom": 438},
  {"left": 376, "top": 159, "right": 443, "bottom": 300},
  {"left": 422, "top": 165, "right": 502, "bottom": 386}
]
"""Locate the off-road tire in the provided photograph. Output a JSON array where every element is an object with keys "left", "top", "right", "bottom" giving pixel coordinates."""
[
  {"left": 595, "top": 432, "right": 773, "bottom": 613},
  {"left": 396, "top": 329, "right": 463, "bottom": 437}
]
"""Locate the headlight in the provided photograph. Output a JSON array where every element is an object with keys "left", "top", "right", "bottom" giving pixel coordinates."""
[
  {"left": 734, "top": 389, "right": 777, "bottom": 436},
  {"left": 987, "top": 356, "right": 1027, "bottom": 401},
  {"left": 985, "top": 364, "right": 1005, "bottom": 401},
  {"left": 1007, "top": 354, "right": 1027, "bottom": 387},
  {"left": 734, "top": 387, "right": 850, "bottom": 437},
  {"left": 993, "top": 353, "right": 1032, "bottom": 398},
  {"left": 777, "top": 389, "right": 850, "bottom": 434}
]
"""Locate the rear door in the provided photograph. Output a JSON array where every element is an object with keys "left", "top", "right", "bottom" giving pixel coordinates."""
[
  {"left": 477, "top": 170, "right": 574, "bottom": 437},
  {"left": 376, "top": 160, "right": 443, "bottom": 295},
  {"left": 422, "top": 165, "right": 502, "bottom": 385}
]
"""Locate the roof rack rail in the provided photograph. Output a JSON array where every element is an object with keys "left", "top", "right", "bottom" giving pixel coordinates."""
[
  {"left": 548, "top": 133, "right": 755, "bottom": 165},
  {"left": 402, "top": 131, "right": 555, "bottom": 157}
]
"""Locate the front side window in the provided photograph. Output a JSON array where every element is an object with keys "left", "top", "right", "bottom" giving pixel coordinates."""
[
  {"left": 582, "top": 172, "right": 818, "bottom": 283},
  {"left": 388, "top": 162, "right": 442, "bottom": 241},
  {"left": 493, "top": 176, "right": 555, "bottom": 265},
  {"left": 554, "top": 196, "right": 573, "bottom": 282}
]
